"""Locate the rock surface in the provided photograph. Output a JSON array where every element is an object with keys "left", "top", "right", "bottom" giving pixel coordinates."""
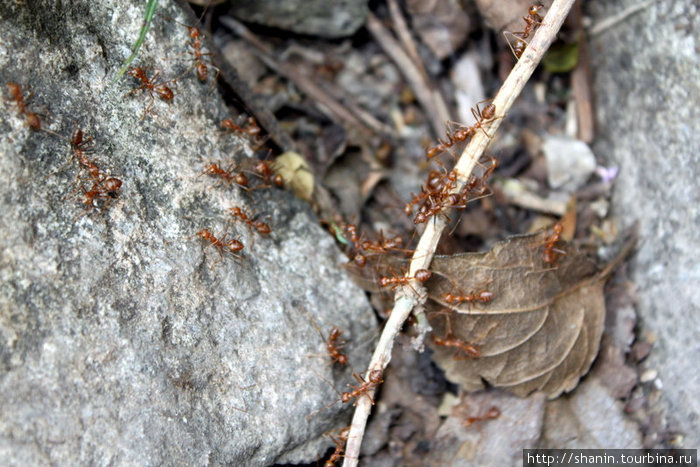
[
  {"left": 589, "top": 0, "right": 700, "bottom": 448},
  {"left": 228, "top": 0, "right": 369, "bottom": 38},
  {"left": 0, "top": 0, "right": 375, "bottom": 464}
]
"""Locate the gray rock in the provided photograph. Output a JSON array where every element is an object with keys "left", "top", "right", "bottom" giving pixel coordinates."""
[
  {"left": 542, "top": 135, "right": 596, "bottom": 191},
  {"left": 589, "top": 0, "right": 700, "bottom": 448},
  {"left": 0, "top": 0, "right": 375, "bottom": 465},
  {"left": 426, "top": 391, "right": 546, "bottom": 466},
  {"left": 542, "top": 379, "right": 642, "bottom": 448},
  {"left": 228, "top": 0, "right": 369, "bottom": 38}
]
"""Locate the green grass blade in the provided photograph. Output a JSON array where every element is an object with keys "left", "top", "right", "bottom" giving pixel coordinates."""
[{"left": 113, "top": 0, "right": 159, "bottom": 82}]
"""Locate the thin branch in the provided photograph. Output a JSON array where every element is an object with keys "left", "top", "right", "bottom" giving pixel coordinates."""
[
  {"left": 587, "top": 0, "right": 654, "bottom": 37},
  {"left": 342, "top": 0, "right": 577, "bottom": 464},
  {"left": 366, "top": 13, "right": 451, "bottom": 138},
  {"left": 219, "top": 16, "right": 396, "bottom": 138}
]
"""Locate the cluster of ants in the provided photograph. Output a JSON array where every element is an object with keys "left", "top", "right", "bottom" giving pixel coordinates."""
[
  {"left": 64, "top": 127, "right": 123, "bottom": 215},
  {"left": 301, "top": 309, "right": 385, "bottom": 466},
  {"left": 313, "top": 5, "right": 557, "bottom": 454},
  {"left": 124, "top": 16, "right": 220, "bottom": 119},
  {"left": 119, "top": 16, "right": 286, "bottom": 265},
  {"left": 189, "top": 116, "right": 285, "bottom": 265},
  {"left": 405, "top": 101, "right": 500, "bottom": 226},
  {"left": 6, "top": 82, "right": 124, "bottom": 217}
]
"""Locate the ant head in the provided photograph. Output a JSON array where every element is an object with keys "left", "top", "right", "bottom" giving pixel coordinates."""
[
  {"left": 529, "top": 4, "right": 543, "bottom": 15},
  {"left": 337, "top": 355, "right": 348, "bottom": 365}
]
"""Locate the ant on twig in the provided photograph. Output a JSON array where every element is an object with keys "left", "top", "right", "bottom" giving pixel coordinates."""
[
  {"left": 341, "top": 369, "right": 383, "bottom": 405},
  {"left": 378, "top": 268, "right": 432, "bottom": 291},
  {"left": 503, "top": 3, "right": 545, "bottom": 59},
  {"left": 323, "top": 426, "right": 350, "bottom": 467}
]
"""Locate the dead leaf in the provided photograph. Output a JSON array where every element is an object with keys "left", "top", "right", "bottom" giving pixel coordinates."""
[{"left": 425, "top": 230, "right": 606, "bottom": 399}]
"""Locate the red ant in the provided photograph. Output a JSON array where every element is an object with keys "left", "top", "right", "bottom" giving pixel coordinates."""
[
  {"left": 442, "top": 289, "right": 494, "bottom": 306},
  {"left": 463, "top": 406, "right": 501, "bottom": 427},
  {"left": 300, "top": 306, "right": 348, "bottom": 366},
  {"left": 193, "top": 229, "right": 244, "bottom": 264},
  {"left": 338, "top": 222, "right": 370, "bottom": 267},
  {"left": 221, "top": 117, "right": 262, "bottom": 138},
  {"left": 229, "top": 206, "right": 271, "bottom": 236},
  {"left": 7, "top": 83, "right": 26, "bottom": 115},
  {"left": 7, "top": 82, "right": 41, "bottom": 130},
  {"left": 324, "top": 426, "right": 349, "bottom": 467},
  {"left": 125, "top": 67, "right": 174, "bottom": 118},
  {"left": 504, "top": 3, "right": 545, "bottom": 59},
  {"left": 463, "top": 101, "right": 499, "bottom": 138},
  {"left": 426, "top": 124, "right": 478, "bottom": 160},
  {"left": 200, "top": 161, "right": 250, "bottom": 190},
  {"left": 250, "top": 159, "right": 284, "bottom": 188},
  {"left": 341, "top": 369, "right": 383, "bottom": 405},
  {"left": 79, "top": 177, "right": 123, "bottom": 215},
  {"left": 432, "top": 334, "right": 481, "bottom": 360},
  {"left": 179, "top": 24, "right": 219, "bottom": 83},
  {"left": 320, "top": 327, "right": 349, "bottom": 366},
  {"left": 541, "top": 222, "right": 565, "bottom": 266},
  {"left": 378, "top": 268, "right": 432, "bottom": 290},
  {"left": 46, "top": 126, "right": 100, "bottom": 180}
]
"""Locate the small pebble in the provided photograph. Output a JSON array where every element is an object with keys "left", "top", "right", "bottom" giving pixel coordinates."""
[
  {"left": 542, "top": 136, "right": 596, "bottom": 191},
  {"left": 640, "top": 369, "right": 658, "bottom": 383}
]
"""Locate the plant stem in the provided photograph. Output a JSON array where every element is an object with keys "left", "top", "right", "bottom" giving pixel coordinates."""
[{"left": 342, "top": 0, "right": 577, "bottom": 464}]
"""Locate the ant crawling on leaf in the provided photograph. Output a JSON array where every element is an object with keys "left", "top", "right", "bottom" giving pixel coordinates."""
[
  {"left": 541, "top": 222, "right": 566, "bottom": 267},
  {"left": 378, "top": 268, "right": 432, "bottom": 291}
]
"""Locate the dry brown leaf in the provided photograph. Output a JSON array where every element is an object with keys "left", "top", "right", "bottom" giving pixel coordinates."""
[{"left": 425, "top": 230, "right": 606, "bottom": 399}]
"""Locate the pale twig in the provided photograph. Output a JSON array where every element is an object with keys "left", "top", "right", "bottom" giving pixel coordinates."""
[
  {"left": 587, "top": 0, "right": 654, "bottom": 37},
  {"left": 341, "top": 0, "right": 577, "bottom": 465}
]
